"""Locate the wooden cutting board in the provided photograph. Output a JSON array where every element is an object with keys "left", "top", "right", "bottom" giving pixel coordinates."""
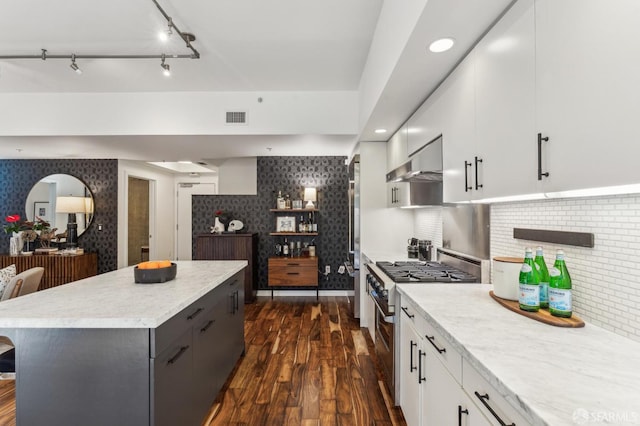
[{"left": 489, "top": 291, "right": 585, "bottom": 328}]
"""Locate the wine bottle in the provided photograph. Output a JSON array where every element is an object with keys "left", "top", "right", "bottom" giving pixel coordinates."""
[
  {"left": 534, "top": 247, "right": 550, "bottom": 308},
  {"left": 283, "top": 237, "right": 289, "bottom": 256},
  {"left": 549, "top": 250, "right": 572, "bottom": 318},
  {"left": 518, "top": 247, "right": 540, "bottom": 312},
  {"left": 277, "top": 191, "right": 285, "bottom": 209}
]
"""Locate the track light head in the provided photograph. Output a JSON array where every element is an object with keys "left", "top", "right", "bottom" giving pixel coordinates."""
[
  {"left": 160, "top": 55, "right": 171, "bottom": 77},
  {"left": 159, "top": 18, "right": 173, "bottom": 42},
  {"left": 70, "top": 54, "right": 82, "bottom": 74}
]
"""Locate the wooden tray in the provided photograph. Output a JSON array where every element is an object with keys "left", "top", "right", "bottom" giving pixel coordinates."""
[{"left": 489, "top": 291, "right": 585, "bottom": 328}]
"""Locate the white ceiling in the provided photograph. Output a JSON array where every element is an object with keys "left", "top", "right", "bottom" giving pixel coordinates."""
[{"left": 0, "top": 0, "right": 514, "bottom": 166}]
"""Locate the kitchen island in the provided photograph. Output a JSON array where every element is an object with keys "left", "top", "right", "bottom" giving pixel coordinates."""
[
  {"left": 396, "top": 283, "right": 640, "bottom": 425},
  {"left": 0, "top": 260, "right": 247, "bottom": 426}
]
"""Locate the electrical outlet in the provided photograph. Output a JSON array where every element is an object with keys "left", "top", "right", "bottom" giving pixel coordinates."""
[{"left": 325, "top": 265, "right": 331, "bottom": 274}]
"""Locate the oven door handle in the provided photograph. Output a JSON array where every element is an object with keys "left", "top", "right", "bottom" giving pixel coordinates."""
[{"left": 370, "top": 293, "right": 395, "bottom": 323}]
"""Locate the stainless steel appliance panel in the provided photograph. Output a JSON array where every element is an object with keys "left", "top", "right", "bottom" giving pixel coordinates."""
[{"left": 442, "top": 204, "right": 490, "bottom": 260}]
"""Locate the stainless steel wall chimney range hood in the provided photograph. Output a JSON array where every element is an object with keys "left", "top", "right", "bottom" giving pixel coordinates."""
[{"left": 386, "top": 135, "right": 443, "bottom": 207}]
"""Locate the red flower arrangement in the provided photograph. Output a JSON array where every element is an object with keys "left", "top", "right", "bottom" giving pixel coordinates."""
[{"left": 3, "top": 215, "right": 23, "bottom": 234}]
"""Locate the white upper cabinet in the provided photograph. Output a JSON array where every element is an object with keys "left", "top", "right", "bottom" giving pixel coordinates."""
[
  {"left": 475, "top": 0, "right": 538, "bottom": 199},
  {"left": 407, "top": 93, "right": 445, "bottom": 157},
  {"left": 386, "top": 124, "right": 408, "bottom": 172},
  {"left": 536, "top": 0, "right": 640, "bottom": 192},
  {"left": 441, "top": 53, "right": 478, "bottom": 203}
]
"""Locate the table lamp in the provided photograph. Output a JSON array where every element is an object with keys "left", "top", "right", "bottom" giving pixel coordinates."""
[
  {"left": 304, "top": 187, "right": 317, "bottom": 209},
  {"left": 56, "top": 196, "right": 86, "bottom": 248}
]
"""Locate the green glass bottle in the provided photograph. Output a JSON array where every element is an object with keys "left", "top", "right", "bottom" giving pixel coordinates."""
[
  {"left": 534, "top": 247, "right": 550, "bottom": 308},
  {"left": 518, "top": 247, "right": 540, "bottom": 312},
  {"left": 548, "top": 250, "right": 572, "bottom": 318}
]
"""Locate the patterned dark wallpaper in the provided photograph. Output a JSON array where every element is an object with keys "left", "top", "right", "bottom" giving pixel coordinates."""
[
  {"left": 0, "top": 159, "right": 118, "bottom": 274},
  {"left": 192, "top": 156, "right": 350, "bottom": 291}
]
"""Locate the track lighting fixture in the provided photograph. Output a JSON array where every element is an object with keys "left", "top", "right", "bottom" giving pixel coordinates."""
[
  {"left": 161, "top": 55, "right": 171, "bottom": 77},
  {"left": 0, "top": 0, "right": 199, "bottom": 73},
  {"left": 159, "top": 18, "right": 173, "bottom": 42},
  {"left": 70, "top": 54, "right": 82, "bottom": 74}
]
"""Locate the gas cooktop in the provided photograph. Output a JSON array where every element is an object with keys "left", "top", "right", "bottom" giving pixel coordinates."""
[{"left": 375, "top": 261, "right": 478, "bottom": 283}]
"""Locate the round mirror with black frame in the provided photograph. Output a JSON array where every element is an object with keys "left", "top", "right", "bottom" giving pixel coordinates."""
[{"left": 25, "top": 174, "right": 94, "bottom": 248}]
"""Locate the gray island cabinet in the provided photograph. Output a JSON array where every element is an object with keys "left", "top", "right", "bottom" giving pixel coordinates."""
[{"left": 0, "top": 260, "right": 246, "bottom": 426}]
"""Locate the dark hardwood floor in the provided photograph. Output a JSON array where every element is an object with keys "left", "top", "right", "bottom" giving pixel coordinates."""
[{"left": 0, "top": 296, "right": 406, "bottom": 426}]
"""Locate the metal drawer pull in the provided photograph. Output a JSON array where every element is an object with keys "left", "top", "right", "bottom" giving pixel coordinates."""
[
  {"left": 458, "top": 405, "right": 469, "bottom": 426},
  {"left": 167, "top": 345, "right": 189, "bottom": 365},
  {"left": 418, "top": 350, "right": 426, "bottom": 383},
  {"left": 229, "top": 279, "right": 238, "bottom": 287},
  {"left": 287, "top": 263, "right": 300, "bottom": 266},
  {"left": 425, "top": 335, "right": 446, "bottom": 354},
  {"left": 474, "top": 391, "right": 515, "bottom": 426},
  {"left": 200, "top": 320, "right": 215, "bottom": 333},
  {"left": 187, "top": 308, "right": 203, "bottom": 320},
  {"left": 287, "top": 272, "right": 301, "bottom": 275},
  {"left": 410, "top": 341, "right": 417, "bottom": 372},
  {"left": 401, "top": 306, "right": 414, "bottom": 319}
]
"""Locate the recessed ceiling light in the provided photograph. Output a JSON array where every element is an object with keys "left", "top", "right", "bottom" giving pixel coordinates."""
[
  {"left": 429, "top": 38, "right": 455, "bottom": 53},
  {"left": 375, "top": 129, "right": 387, "bottom": 134}
]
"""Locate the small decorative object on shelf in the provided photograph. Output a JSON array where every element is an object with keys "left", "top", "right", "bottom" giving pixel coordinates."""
[{"left": 212, "top": 209, "right": 232, "bottom": 233}]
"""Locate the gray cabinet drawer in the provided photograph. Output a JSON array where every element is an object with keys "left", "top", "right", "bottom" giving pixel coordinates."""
[{"left": 151, "top": 293, "right": 213, "bottom": 358}]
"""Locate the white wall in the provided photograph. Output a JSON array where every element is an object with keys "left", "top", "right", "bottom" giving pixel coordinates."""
[
  {"left": 491, "top": 194, "right": 640, "bottom": 343},
  {"left": 0, "top": 91, "right": 358, "bottom": 136},
  {"left": 217, "top": 157, "right": 257, "bottom": 195},
  {"left": 117, "top": 160, "right": 178, "bottom": 268}
]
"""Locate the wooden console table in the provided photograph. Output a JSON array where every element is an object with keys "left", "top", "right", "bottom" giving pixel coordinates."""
[{"left": 0, "top": 253, "right": 98, "bottom": 290}]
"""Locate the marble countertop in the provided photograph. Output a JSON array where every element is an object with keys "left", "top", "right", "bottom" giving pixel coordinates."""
[
  {"left": 0, "top": 260, "right": 247, "bottom": 329},
  {"left": 396, "top": 283, "right": 640, "bottom": 426}
]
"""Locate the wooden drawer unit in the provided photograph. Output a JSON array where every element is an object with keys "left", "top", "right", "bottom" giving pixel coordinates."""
[{"left": 268, "top": 257, "right": 318, "bottom": 287}]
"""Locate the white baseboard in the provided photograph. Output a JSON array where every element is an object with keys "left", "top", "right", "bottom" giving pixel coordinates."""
[{"left": 256, "top": 290, "right": 354, "bottom": 297}]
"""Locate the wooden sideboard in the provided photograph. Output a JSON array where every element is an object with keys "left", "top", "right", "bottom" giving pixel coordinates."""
[
  {"left": 0, "top": 253, "right": 98, "bottom": 290},
  {"left": 195, "top": 233, "right": 257, "bottom": 303}
]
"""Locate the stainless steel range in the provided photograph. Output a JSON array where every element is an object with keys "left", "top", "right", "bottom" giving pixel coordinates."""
[{"left": 366, "top": 248, "right": 487, "bottom": 402}]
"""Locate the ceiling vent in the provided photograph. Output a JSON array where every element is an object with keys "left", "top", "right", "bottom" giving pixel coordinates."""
[{"left": 225, "top": 111, "right": 248, "bottom": 125}]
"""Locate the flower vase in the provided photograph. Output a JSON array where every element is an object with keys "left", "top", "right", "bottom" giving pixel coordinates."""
[
  {"left": 214, "top": 217, "right": 225, "bottom": 234},
  {"left": 10, "top": 232, "right": 23, "bottom": 256}
]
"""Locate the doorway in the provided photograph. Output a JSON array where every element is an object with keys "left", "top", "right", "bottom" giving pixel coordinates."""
[
  {"left": 127, "top": 177, "right": 150, "bottom": 266},
  {"left": 176, "top": 182, "right": 217, "bottom": 260}
]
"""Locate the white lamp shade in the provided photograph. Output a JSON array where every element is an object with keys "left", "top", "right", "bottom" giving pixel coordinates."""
[
  {"left": 56, "top": 196, "right": 88, "bottom": 213},
  {"left": 84, "top": 197, "right": 94, "bottom": 214},
  {"left": 304, "top": 187, "right": 317, "bottom": 209}
]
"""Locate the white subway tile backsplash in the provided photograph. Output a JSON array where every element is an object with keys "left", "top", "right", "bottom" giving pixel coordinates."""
[{"left": 491, "top": 193, "right": 640, "bottom": 343}]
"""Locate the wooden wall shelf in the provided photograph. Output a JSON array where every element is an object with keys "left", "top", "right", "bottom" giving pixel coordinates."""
[
  {"left": 269, "top": 232, "right": 318, "bottom": 236},
  {"left": 270, "top": 208, "right": 318, "bottom": 212}
]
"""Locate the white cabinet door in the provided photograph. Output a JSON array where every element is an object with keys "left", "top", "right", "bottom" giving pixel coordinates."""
[
  {"left": 441, "top": 53, "right": 478, "bottom": 203},
  {"left": 457, "top": 388, "right": 492, "bottom": 426},
  {"left": 422, "top": 354, "right": 463, "bottom": 425},
  {"left": 387, "top": 125, "right": 409, "bottom": 171},
  {"left": 407, "top": 95, "right": 444, "bottom": 157},
  {"left": 399, "top": 306, "right": 422, "bottom": 426},
  {"left": 475, "top": 0, "right": 538, "bottom": 199},
  {"left": 536, "top": 0, "right": 640, "bottom": 192}
]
